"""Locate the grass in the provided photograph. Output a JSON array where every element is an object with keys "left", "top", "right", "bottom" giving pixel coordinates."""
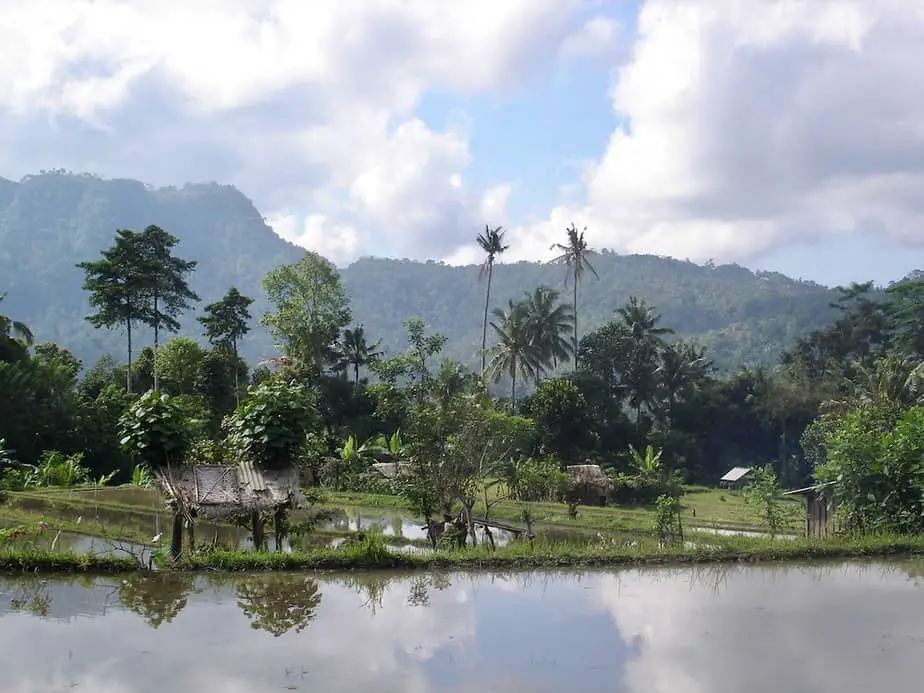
[
  {"left": 4, "top": 531, "right": 924, "bottom": 575},
  {"left": 321, "top": 486, "right": 803, "bottom": 535}
]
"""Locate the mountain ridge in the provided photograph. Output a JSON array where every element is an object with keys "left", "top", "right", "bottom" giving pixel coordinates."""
[{"left": 0, "top": 172, "right": 847, "bottom": 370}]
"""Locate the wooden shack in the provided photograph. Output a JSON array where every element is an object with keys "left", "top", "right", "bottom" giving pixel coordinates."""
[
  {"left": 154, "top": 461, "right": 305, "bottom": 554},
  {"left": 719, "top": 466, "right": 753, "bottom": 490},
  {"left": 564, "top": 464, "right": 612, "bottom": 507},
  {"left": 783, "top": 482, "right": 837, "bottom": 538}
]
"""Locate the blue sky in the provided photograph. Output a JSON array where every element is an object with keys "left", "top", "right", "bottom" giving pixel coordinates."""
[{"left": 1, "top": 1, "right": 922, "bottom": 288}]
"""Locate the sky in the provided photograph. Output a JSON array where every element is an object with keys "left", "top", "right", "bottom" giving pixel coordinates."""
[{"left": 1, "top": 0, "right": 924, "bottom": 287}]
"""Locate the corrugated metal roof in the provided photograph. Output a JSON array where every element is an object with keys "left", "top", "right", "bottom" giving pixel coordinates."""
[
  {"left": 238, "top": 460, "right": 267, "bottom": 492},
  {"left": 720, "top": 466, "right": 753, "bottom": 482}
]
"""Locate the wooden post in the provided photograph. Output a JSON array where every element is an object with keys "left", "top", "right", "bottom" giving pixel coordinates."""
[
  {"left": 251, "top": 510, "right": 265, "bottom": 551},
  {"left": 273, "top": 506, "right": 285, "bottom": 552},
  {"left": 170, "top": 511, "right": 183, "bottom": 560}
]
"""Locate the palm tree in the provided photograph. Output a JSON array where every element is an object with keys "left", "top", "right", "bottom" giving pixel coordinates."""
[
  {"left": 549, "top": 223, "right": 598, "bottom": 365},
  {"left": 617, "top": 296, "right": 674, "bottom": 346},
  {"left": 477, "top": 225, "right": 509, "bottom": 371},
  {"left": 0, "top": 293, "right": 33, "bottom": 361},
  {"left": 335, "top": 326, "right": 383, "bottom": 383},
  {"left": 486, "top": 299, "right": 543, "bottom": 406},
  {"left": 523, "top": 286, "right": 574, "bottom": 380}
]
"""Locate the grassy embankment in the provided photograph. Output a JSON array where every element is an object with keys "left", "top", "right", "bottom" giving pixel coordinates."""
[
  {"left": 320, "top": 485, "right": 804, "bottom": 535},
  {"left": 4, "top": 532, "right": 924, "bottom": 574}
]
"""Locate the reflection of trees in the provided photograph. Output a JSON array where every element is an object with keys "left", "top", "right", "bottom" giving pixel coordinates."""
[
  {"left": 236, "top": 575, "right": 322, "bottom": 637},
  {"left": 8, "top": 581, "right": 52, "bottom": 618},
  {"left": 337, "top": 574, "right": 391, "bottom": 614},
  {"left": 119, "top": 573, "right": 197, "bottom": 628}
]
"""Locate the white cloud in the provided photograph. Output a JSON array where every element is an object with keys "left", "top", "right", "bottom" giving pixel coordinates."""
[
  {"left": 559, "top": 16, "right": 623, "bottom": 61},
  {"left": 0, "top": 0, "right": 583, "bottom": 263},
  {"left": 503, "top": 0, "right": 924, "bottom": 265}
]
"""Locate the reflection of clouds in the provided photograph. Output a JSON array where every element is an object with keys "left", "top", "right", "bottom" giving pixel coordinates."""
[
  {"left": 591, "top": 563, "right": 924, "bottom": 693},
  {"left": 0, "top": 574, "right": 476, "bottom": 693}
]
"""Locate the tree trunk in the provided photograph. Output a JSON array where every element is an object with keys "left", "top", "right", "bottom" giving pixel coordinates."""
[
  {"left": 153, "top": 293, "right": 160, "bottom": 392},
  {"left": 573, "top": 280, "right": 579, "bottom": 368},
  {"left": 251, "top": 511, "right": 265, "bottom": 551},
  {"left": 170, "top": 511, "right": 183, "bottom": 560},
  {"left": 481, "top": 263, "right": 493, "bottom": 372},
  {"left": 126, "top": 319, "right": 133, "bottom": 393},
  {"left": 354, "top": 361, "right": 359, "bottom": 384},
  {"left": 461, "top": 502, "right": 477, "bottom": 546},
  {"left": 511, "top": 368, "right": 517, "bottom": 410},
  {"left": 187, "top": 518, "right": 196, "bottom": 551},
  {"left": 233, "top": 339, "right": 240, "bottom": 407},
  {"left": 273, "top": 507, "right": 286, "bottom": 552}
]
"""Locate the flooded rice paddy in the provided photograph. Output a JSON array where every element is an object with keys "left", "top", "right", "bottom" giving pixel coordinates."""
[{"left": 2, "top": 561, "right": 924, "bottom": 692}]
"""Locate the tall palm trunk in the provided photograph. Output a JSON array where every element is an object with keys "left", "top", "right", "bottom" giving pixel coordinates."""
[
  {"left": 354, "top": 360, "right": 360, "bottom": 384},
  {"left": 572, "top": 279, "right": 579, "bottom": 367},
  {"left": 481, "top": 262, "right": 494, "bottom": 372},
  {"left": 233, "top": 338, "right": 240, "bottom": 407},
  {"left": 511, "top": 366, "right": 517, "bottom": 410},
  {"left": 153, "top": 293, "right": 160, "bottom": 392},
  {"left": 126, "top": 318, "right": 133, "bottom": 393}
]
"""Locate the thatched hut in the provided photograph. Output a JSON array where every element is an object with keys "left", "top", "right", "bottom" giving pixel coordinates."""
[
  {"left": 564, "top": 464, "right": 612, "bottom": 507},
  {"left": 154, "top": 461, "right": 306, "bottom": 554},
  {"left": 370, "top": 462, "right": 410, "bottom": 479}
]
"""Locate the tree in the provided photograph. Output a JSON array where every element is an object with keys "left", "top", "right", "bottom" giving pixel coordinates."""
[
  {"left": 486, "top": 299, "right": 543, "bottom": 405},
  {"left": 118, "top": 390, "right": 191, "bottom": 469},
  {"left": 155, "top": 337, "right": 206, "bottom": 395},
  {"left": 261, "top": 253, "right": 352, "bottom": 373},
  {"left": 136, "top": 225, "right": 199, "bottom": 392},
  {"left": 525, "top": 378, "right": 597, "bottom": 465},
  {"left": 549, "top": 223, "right": 599, "bottom": 366},
  {"left": 477, "top": 225, "right": 509, "bottom": 371},
  {"left": 523, "top": 285, "right": 574, "bottom": 379},
  {"left": 335, "top": 325, "right": 383, "bottom": 383},
  {"left": 198, "top": 287, "right": 253, "bottom": 404},
  {"left": 0, "top": 293, "right": 33, "bottom": 362},
  {"left": 78, "top": 230, "right": 149, "bottom": 392}
]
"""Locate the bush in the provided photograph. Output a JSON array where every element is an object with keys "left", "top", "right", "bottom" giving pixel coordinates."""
[{"left": 118, "top": 390, "right": 191, "bottom": 468}]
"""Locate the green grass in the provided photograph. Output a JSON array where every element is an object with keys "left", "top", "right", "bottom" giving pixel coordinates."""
[
  {"left": 0, "top": 549, "right": 140, "bottom": 573},
  {"left": 321, "top": 486, "right": 803, "bottom": 535},
  {"left": 4, "top": 531, "right": 924, "bottom": 575}
]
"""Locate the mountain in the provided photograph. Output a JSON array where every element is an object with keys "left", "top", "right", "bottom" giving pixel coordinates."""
[{"left": 0, "top": 172, "right": 841, "bottom": 371}]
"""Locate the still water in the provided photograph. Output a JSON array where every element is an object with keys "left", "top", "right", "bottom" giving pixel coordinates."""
[{"left": 2, "top": 561, "right": 923, "bottom": 692}]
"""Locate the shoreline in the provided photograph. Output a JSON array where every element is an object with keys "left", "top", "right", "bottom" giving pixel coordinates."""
[{"left": 3, "top": 533, "right": 924, "bottom": 575}]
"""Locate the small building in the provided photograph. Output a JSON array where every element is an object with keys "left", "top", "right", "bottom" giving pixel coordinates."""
[
  {"left": 719, "top": 466, "right": 753, "bottom": 490},
  {"left": 783, "top": 482, "right": 838, "bottom": 538},
  {"left": 154, "top": 460, "right": 305, "bottom": 522},
  {"left": 564, "top": 464, "right": 612, "bottom": 507},
  {"left": 370, "top": 462, "right": 410, "bottom": 479}
]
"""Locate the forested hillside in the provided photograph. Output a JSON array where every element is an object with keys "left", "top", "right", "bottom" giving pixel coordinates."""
[{"left": 1, "top": 172, "right": 840, "bottom": 370}]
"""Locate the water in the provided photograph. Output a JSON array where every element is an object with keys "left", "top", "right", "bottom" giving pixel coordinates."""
[{"left": 2, "top": 560, "right": 923, "bottom": 692}]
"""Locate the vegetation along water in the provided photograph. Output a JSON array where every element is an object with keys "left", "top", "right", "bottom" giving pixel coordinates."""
[{"left": 3, "top": 203, "right": 924, "bottom": 687}]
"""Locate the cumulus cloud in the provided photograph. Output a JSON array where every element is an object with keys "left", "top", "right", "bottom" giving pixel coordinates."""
[
  {"left": 0, "top": 0, "right": 583, "bottom": 263},
  {"left": 502, "top": 0, "right": 924, "bottom": 265}
]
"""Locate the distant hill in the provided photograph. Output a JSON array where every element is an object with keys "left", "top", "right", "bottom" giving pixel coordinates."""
[{"left": 0, "top": 172, "right": 844, "bottom": 371}]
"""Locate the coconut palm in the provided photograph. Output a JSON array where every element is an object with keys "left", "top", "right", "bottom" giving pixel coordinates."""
[
  {"left": 616, "top": 296, "right": 674, "bottom": 346},
  {"left": 477, "top": 225, "right": 509, "bottom": 371},
  {"left": 335, "top": 325, "right": 383, "bottom": 383},
  {"left": 486, "top": 299, "right": 543, "bottom": 405},
  {"left": 549, "top": 223, "right": 598, "bottom": 365},
  {"left": 523, "top": 285, "right": 574, "bottom": 380}
]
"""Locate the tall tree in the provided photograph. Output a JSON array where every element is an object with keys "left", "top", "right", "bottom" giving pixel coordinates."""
[
  {"left": 198, "top": 287, "right": 254, "bottom": 404},
  {"left": 335, "top": 325, "right": 383, "bottom": 383},
  {"left": 522, "top": 286, "right": 574, "bottom": 380},
  {"left": 0, "top": 293, "right": 33, "bottom": 362},
  {"left": 261, "top": 252, "right": 352, "bottom": 373},
  {"left": 487, "top": 299, "right": 543, "bottom": 405},
  {"left": 78, "top": 230, "right": 149, "bottom": 393},
  {"left": 477, "top": 225, "right": 509, "bottom": 372},
  {"left": 549, "top": 223, "right": 599, "bottom": 366},
  {"left": 136, "top": 225, "right": 199, "bottom": 392}
]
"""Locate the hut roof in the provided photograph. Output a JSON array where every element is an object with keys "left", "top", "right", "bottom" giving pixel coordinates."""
[
  {"left": 154, "top": 461, "right": 304, "bottom": 521},
  {"left": 566, "top": 464, "right": 613, "bottom": 489},
  {"left": 371, "top": 462, "right": 409, "bottom": 478},
  {"left": 720, "top": 466, "right": 753, "bottom": 483}
]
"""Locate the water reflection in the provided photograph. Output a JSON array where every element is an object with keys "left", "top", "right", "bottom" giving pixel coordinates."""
[
  {"left": 119, "top": 573, "right": 197, "bottom": 628},
  {"left": 236, "top": 575, "right": 322, "bottom": 637},
  {"left": 1, "top": 562, "right": 924, "bottom": 692}
]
